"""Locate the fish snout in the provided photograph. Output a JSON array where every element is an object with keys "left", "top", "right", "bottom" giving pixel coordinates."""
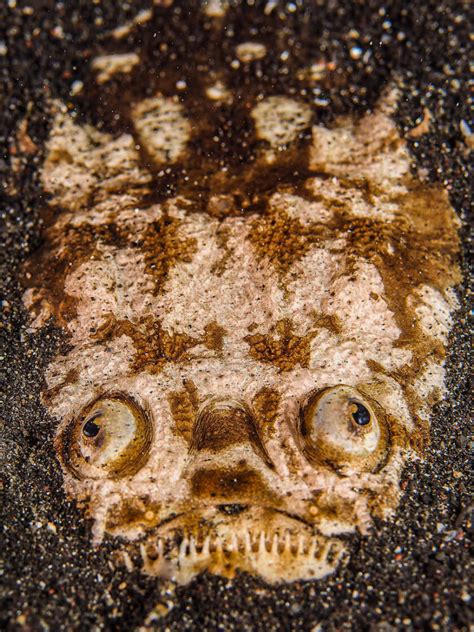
[{"left": 190, "top": 397, "right": 273, "bottom": 468}]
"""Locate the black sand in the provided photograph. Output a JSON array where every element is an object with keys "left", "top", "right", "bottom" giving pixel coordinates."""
[{"left": 0, "top": 1, "right": 472, "bottom": 630}]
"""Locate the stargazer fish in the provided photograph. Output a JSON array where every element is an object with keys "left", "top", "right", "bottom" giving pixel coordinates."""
[{"left": 23, "top": 5, "right": 460, "bottom": 584}]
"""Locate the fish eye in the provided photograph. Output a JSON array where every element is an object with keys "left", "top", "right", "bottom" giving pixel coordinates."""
[
  {"left": 298, "top": 385, "right": 389, "bottom": 475},
  {"left": 63, "top": 394, "right": 153, "bottom": 480},
  {"left": 351, "top": 402, "right": 371, "bottom": 426},
  {"left": 82, "top": 412, "right": 102, "bottom": 438}
]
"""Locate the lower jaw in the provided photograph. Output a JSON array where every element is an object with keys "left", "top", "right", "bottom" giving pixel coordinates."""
[{"left": 139, "top": 507, "right": 347, "bottom": 584}]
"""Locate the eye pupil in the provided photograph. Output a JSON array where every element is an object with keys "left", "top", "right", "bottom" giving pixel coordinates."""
[
  {"left": 83, "top": 418, "right": 101, "bottom": 437},
  {"left": 352, "top": 402, "right": 371, "bottom": 426}
]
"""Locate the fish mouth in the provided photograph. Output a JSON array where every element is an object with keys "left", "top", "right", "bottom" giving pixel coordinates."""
[
  {"left": 216, "top": 503, "right": 249, "bottom": 515},
  {"left": 140, "top": 505, "right": 347, "bottom": 584}
]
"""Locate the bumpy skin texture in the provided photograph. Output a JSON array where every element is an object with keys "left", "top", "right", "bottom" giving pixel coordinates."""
[{"left": 23, "top": 55, "right": 460, "bottom": 583}]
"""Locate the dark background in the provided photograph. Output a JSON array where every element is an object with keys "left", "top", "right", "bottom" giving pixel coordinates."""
[{"left": 1, "top": 1, "right": 472, "bottom": 630}]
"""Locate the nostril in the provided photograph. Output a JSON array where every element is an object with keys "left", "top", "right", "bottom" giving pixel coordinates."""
[{"left": 217, "top": 504, "right": 249, "bottom": 516}]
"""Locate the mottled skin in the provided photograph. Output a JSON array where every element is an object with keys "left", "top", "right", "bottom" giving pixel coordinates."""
[{"left": 23, "top": 44, "right": 460, "bottom": 583}]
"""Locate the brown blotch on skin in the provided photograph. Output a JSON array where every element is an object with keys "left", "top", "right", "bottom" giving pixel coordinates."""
[
  {"left": 244, "top": 319, "right": 316, "bottom": 371},
  {"left": 139, "top": 212, "right": 197, "bottom": 294},
  {"left": 252, "top": 387, "right": 281, "bottom": 437},
  {"left": 92, "top": 315, "right": 199, "bottom": 373},
  {"left": 394, "top": 185, "right": 461, "bottom": 290},
  {"left": 158, "top": 325, "right": 199, "bottom": 365},
  {"left": 336, "top": 204, "right": 459, "bottom": 335},
  {"left": 141, "top": 317, "right": 196, "bottom": 371},
  {"left": 191, "top": 467, "right": 277, "bottom": 504},
  {"left": 203, "top": 321, "right": 226, "bottom": 353},
  {"left": 94, "top": 316, "right": 227, "bottom": 372},
  {"left": 247, "top": 206, "right": 329, "bottom": 274},
  {"left": 168, "top": 388, "right": 197, "bottom": 443},
  {"left": 335, "top": 214, "right": 396, "bottom": 263},
  {"left": 210, "top": 225, "right": 232, "bottom": 275},
  {"left": 106, "top": 497, "right": 162, "bottom": 532},
  {"left": 312, "top": 312, "right": 342, "bottom": 335}
]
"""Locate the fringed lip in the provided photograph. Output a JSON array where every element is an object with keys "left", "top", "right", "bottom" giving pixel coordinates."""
[{"left": 139, "top": 505, "right": 347, "bottom": 584}]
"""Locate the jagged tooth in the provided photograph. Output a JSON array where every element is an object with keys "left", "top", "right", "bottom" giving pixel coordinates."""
[
  {"left": 271, "top": 532, "right": 279, "bottom": 555},
  {"left": 321, "top": 540, "right": 331, "bottom": 561},
  {"left": 189, "top": 535, "right": 197, "bottom": 558},
  {"left": 244, "top": 529, "right": 252, "bottom": 553},
  {"left": 179, "top": 537, "right": 189, "bottom": 559},
  {"left": 307, "top": 536, "right": 318, "bottom": 558},
  {"left": 258, "top": 531, "right": 268, "bottom": 553},
  {"left": 202, "top": 535, "right": 210, "bottom": 556},
  {"left": 297, "top": 535, "right": 305, "bottom": 556}
]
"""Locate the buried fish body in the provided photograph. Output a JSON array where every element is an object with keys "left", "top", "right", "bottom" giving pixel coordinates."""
[{"left": 23, "top": 29, "right": 461, "bottom": 584}]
